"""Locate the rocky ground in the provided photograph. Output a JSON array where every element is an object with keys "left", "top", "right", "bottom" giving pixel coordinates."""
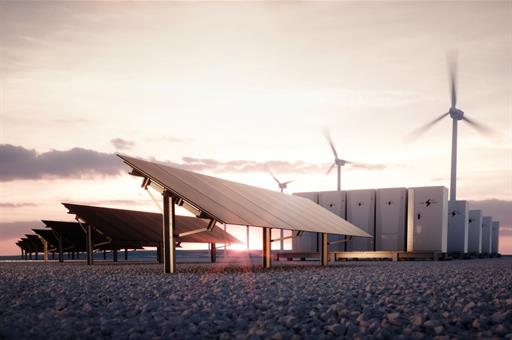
[{"left": 0, "top": 257, "right": 511, "bottom": 339}]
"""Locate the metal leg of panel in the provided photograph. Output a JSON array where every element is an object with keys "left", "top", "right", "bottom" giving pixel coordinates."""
[
  {"left": 321, "top": 233, "right": 329, "bottom": 266},
  {"left": 163, "top": 191, "right": 176, "bottom": 273},
  {"left": 76, "top": 252, "right": 80, "bottom": 260},
  {"left": 29, "top": 252, "right": 32, "bottom": 260},
  {"left": 35, "top": 251, "right": 38, "bottom": 260},
  {"left": 262, "top": 227, "right": 272, "bottom": 269},
  {"left": 210, "top": 243, "right": 216, "bottom": 263},
  {"left": 246, "top": 226, "right": 250, "bottom": 250},
  {"left": 58, "top": 236, "right": 64, "bottom": 263},
  {"left": 280, "top": 229, "right": 284, "bottom": 251},
  {"left": 125, "top": 248, "right": 128, "bottom": 261},
  {"left": 103, "top": 250, "right": 106, "bottom": 260},
  {"left": 156, "top": 243, "right": 162, "bottom": 264},
  {"left": 86, "top": 224, "right": 94, "bottom": 265},
  {"left": 113, "top": 249, "right": 118, "bottom": 262},
  {"left": 43, "top": 239, "right": 48, "bottom": 262}
]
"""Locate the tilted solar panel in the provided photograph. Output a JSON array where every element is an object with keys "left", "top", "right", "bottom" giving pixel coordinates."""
[{"left": 117, "top": 154, "right": 371, "bottom": 238}]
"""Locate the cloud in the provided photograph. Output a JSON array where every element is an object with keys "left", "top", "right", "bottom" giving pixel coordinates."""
[
  {"left": 175, "top": 157, "right": 386, "bottom": 174},
  {"left": 0, "top": 144, "right": 124, "bottom": 182},
  {"left": 176, "top": 157, "right": 327, "bottom": 174},
  {"left": 111, "top": 138, "right": 135, "bottom": 150},
  {"left": 0, "top": 202, "right": 38, "bottom": 208},
  {"left": 1, "top": 144, "right": 387, "bottom": 182}
]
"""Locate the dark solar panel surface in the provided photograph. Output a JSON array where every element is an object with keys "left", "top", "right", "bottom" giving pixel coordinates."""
[{"left": 118, "top": 154, "right": 370, "bottom": 237}]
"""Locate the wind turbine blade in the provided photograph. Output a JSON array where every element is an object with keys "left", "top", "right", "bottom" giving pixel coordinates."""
[
  {"left": 405, "top": 112, "right": 450, "bottom": 141},
  {"left": 448, "top": 51, "right": 458, "bottom": 109},
  {"left": 282, "top": 179, "right": 295, "bottom": 185},
  {"left": 462, "top": 116, "right": 496, "bottom": 138},
  {"left": 325, "top": 163, "right": 336, "bottom": 176},
  {"left": 323, "top": 128, "right": 339, "bottom": 159},
  {"left": 265, "top": 165, "right": 281, "bottom": 185}
]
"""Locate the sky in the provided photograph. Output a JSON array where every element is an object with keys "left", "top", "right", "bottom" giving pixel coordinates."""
[{"left": 0, "top": 1, "right": 511, "bottom": 255}]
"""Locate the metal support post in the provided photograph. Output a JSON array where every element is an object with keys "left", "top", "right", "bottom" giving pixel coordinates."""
[
  {"left": 162, "top": 190, "right": 176, "bottom": 273},
  {"left": 262, "top": 227, "right": 272, "bottom": 269},
  {"left": 210, "top": 243, "right": 216, "bottom": 263},
  {"left": 86, "top": 224, "right": 93, "bottom": 265},
  {"left": 42, "top": 239, "right": 48, "bottom": 262},
  {"left": 113, "top": 249, "right": 118, "bottom": 262},
  {"left": 246, "top": 226, "right": 250, "bottom": 250},
  {"left": 321, "top": 233, "right": 328, "bottom": 266},
  {"left": 224, "top": 224, "right": 227, "bottom": 257},
  {"left": 280, "top": 229, "right": 284, "bottom": 251},
  {"left": 35, "top": 251, "right": 38, "bottom": 260},
  {"left": 58, "top": 235, "right": 63, "bottom": 263},
  {"left": 124, "top": 248, "right": 128, "bottom": 260},
  {"left": 156, "top": 243, "right": 162, "bottom": 263},
  {"left": 103, "top": 250, "right": 106, "bottom": 260}
]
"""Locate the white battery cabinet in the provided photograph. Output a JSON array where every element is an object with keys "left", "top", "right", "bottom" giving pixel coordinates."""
[
  {"left": 480, "top": 216, "right": 492, "bottom": 254},
  {"left": 467, "top": 210, "right": 482, "bottom": 254},
  {"left": 346, "top": 189, "right": 376, "bottom": 251},
  {"left": 447, "top": 200, "right": 469, "bottom": 253},
  {"left": 375, "top": 188, "right": 407, "bottom": 251},
  {"left": 292, "top": 192, "right": 320, "bottom": 252},
  {"left": 318, "top": 190, "right": 347, "bottom": 252},
  {"left": 491, "top": 221, "right": 500, "bottom": 254},
  {"left": 406, "top": 186, "right": 448, "bottom": 252}
]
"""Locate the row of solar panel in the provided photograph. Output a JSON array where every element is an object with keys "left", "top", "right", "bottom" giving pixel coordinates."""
[{"left": 16, "top": 203, "right": 242, "bottom": 259}]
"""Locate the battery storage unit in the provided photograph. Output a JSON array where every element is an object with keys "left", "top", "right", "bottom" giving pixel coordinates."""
[
  {"left": 481, "top": 216, "right": 492, "bottom": 254},
  {"left": 491, "top": 221, "right": 500, "bottom": 254},
  {"left": 467, "top": 210, "right": 482, "bottom": 254},
  {"left": 407, "top": 186, "right": 448, "bottom": 252},
  {"left": 292, "top": 192, "right": 319, "bottom": 252},
  {"left": 318, "top": 191, "right": 347, "bottom": 251},
  {"left": 346, "top": 189, "right": 376, "bottom": 251},
  {"left": 375, "top": 188, "right": 407, "bottom": 251},
  {"left": 447, "top": 200, "right": 469, "bottom": 253}
]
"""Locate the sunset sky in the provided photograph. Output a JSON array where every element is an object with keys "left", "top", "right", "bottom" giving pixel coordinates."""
[{"left": 1, "top": 1, "right": 510, "bottom": 255}]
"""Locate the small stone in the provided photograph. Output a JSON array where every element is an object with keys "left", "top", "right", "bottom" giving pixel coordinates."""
[
  {"left": 411, "top": 315, "right": 424, "bottom": 327},
  {"left": 463, "top": 302, "right": 475, "bottom": 313},
  {"left": 472, "top": 319, "right": 480, "bottom": 329},
  {"left": 325, "top": 324, "right": 343, "bottom": 336}
]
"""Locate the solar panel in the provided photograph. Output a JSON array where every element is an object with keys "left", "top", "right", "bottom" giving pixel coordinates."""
[
  {"left": 118, "top": 154, "right": 371, "bottom": 237},
  {"left": 62, "top": 203, "right": 241, "bottom": 245},
  {"left": 33, "top": 229, "right": 60, "bottom": 249},
  {"left": 42, "top": 220, "right": 108, "bottom": 251}
]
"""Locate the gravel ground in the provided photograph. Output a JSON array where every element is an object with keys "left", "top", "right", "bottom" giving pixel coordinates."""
[{"left": 0, "top": 258, "right": 511, "bottom": 339}]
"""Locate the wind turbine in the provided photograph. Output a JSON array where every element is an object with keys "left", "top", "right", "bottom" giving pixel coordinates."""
[
  {"left": 324, "top": 129, "right": 381, "bottom": 191},
  {"left": 324, "top": 129, "right": 350, "bottom": 191},
  {"left": 267, "top": 168, "right": 293, "bottom": 251},
  {"left": 408, "top": 53, "right": 494, "bottom": 202},
  {"left": 267, "top": 168, "right": 294, "bottom": 193}
]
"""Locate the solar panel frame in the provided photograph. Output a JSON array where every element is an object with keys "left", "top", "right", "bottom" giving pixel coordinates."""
[{"left": 118, "top": 154, "right": 371, "bottom": 237}]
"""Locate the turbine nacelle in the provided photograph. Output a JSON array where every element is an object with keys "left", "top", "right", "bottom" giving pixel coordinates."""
[
  {"left": 449, "top": 107, "right": 464, "bottom": 120},
  {"left": 335, "top": 158, "right": 347, "bottom": 166}
]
